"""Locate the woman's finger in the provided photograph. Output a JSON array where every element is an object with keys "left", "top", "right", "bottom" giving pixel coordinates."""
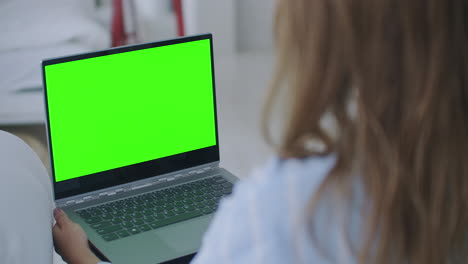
[{"left": 53, "top": 208, "right": 70, "bottom": 228}]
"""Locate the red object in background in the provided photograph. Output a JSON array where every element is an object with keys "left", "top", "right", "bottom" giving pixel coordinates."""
[
  {"left": 112, "top": 0, "right": 184, "bottom": 47},
  {"left": 173, "top": 0, "right": 185, "bottom": 36},
  {"left": 112, "top": 0, "right": 126, "bottom": 47}
]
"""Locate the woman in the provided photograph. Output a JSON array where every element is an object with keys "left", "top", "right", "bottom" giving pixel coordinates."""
[{"left": 4, "top": 0, "right": 468, "bottom": 263}]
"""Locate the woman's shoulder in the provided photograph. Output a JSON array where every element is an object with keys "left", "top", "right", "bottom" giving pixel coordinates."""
[
  {"left": 244, "top": 155, "right": 336, "bottom": 208},
  {"left": 218, "top": 154, "right": 337, "bottom": 232},
  {"left": 244, "top": 155, "right": 361, "bottom": 263},
  {"left": 193, "top": 155, "right": 337, "bottom": 264}
]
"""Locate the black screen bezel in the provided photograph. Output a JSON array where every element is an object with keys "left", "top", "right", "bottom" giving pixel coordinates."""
[{"left": 41, "top": 34, "right": 220, "bottom": 200}]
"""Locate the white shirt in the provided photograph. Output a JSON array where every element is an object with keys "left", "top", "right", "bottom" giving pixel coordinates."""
[{"left": 191, "top": 155, "right": 345, "bottom": 264}]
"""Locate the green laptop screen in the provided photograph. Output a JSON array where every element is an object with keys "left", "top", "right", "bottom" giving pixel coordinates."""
[{"left": 45, "top": 39, "right": 217, "bottom": 182}]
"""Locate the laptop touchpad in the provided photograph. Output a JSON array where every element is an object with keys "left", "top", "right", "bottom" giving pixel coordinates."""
[{"left": 153, "top": 216, "right": 211, "bottom": 254}]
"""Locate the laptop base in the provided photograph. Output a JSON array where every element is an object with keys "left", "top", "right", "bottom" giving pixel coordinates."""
[{"left": 63, "top": 168, "right": 237, "bottom": 264}]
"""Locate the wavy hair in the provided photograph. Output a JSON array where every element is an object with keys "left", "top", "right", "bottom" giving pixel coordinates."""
[{"left": 265, "top": 0, "right": 468, "bottom": 263}]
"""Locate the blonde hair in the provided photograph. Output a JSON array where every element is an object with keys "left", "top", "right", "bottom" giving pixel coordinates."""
[{"left": 266, "top": 0, "right": 468, "bottom": 263}]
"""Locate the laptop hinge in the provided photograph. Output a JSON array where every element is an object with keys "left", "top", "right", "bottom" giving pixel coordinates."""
[{"left": 56, "top": 162, "right": 220, "bottom": 207}]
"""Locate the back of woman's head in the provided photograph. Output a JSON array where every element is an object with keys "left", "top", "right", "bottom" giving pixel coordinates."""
[{"left": 268, "top": 0, "right": 468, "bottom": 263}]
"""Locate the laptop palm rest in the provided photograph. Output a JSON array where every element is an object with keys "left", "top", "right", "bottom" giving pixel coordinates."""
[{"left": 98, "top": 215, "right": 212, "bottom": 264}]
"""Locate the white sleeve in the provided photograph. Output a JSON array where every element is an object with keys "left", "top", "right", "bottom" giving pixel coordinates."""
[
  {"left": 0, "top": 131, "right": 54, "bottom": 264},
  {"left": 190, "top": 156, "right": 337, "bottom": 264},
  {"left": 190, "top": 180, "right": 258, "bottom": 264},
  {"left": 190, "top": 160, "right": 291, "bottom": 264}
]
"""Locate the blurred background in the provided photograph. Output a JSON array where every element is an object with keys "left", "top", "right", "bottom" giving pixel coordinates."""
[{"left": 0, "top": 0, "right": 280, "bottom": 181}]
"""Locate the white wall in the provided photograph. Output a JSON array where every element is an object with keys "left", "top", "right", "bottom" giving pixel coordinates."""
[
  {"left": 133, "top": 0, "right": 177, "bottom": 42},
  {"left": 181, "top": 0, "right": 275, "bottom": 54},
  {"left": 236, "top": 0, "right": 275, "bottom": 52},
  {"left": 183, "top": 0, "right": 236, "bottom": 56}
]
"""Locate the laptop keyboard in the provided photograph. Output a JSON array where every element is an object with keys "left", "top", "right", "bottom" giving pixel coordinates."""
[{"left": 76, "top": 175, "right": 233, "bottom": 241}]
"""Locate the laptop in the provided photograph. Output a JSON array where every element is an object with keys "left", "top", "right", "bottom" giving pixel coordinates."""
[{"left": 41, "top": 34, "right": 238, "bottom": 264}]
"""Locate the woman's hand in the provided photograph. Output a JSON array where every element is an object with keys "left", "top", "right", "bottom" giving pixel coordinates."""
[{"left": 52, "top": 208, "right": 101, "bottom": 264}]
